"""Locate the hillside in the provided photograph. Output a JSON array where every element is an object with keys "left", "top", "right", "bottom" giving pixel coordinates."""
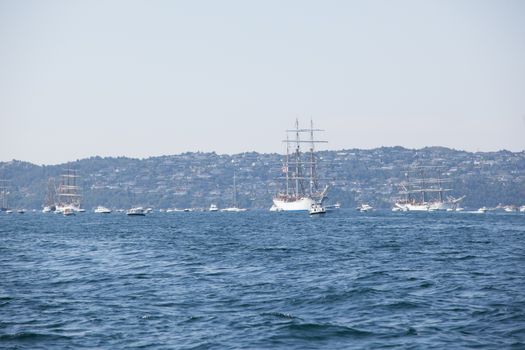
[{"left": 1, "top": 147, "right": 524, "bottom": 210}]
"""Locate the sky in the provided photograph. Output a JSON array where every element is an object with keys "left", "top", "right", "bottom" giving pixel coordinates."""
[{"left": 0, "top": 0, "right": 524, "bottom": 165}]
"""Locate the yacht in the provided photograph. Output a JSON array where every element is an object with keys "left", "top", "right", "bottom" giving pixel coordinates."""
[
  {"left": 127, "top": 207, "right": 146, "bottom": 216},
  {"left": 94, "top": 206, "right": 112, "bottom": 214},
  {"left": 209, "top": 204, "right": 219, "bottom": 212},
  {"left": 17, "top": 209, "right": 26, "bottom": 214}
]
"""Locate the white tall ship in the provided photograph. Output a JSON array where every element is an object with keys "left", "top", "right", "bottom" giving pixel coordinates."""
[
  {"left": 394, "top": 166, "right": 464, "bottom": 212},
  {"left": 55, "top": 169, "right": 82, "bottom": 213},
  {"left": 271, "top": 120, "right": 328, "bottom": 212}
]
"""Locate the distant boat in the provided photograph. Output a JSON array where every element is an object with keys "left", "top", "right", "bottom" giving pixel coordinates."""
[
  {"left": 42, "top": 206, "right": 55, "bottom": 213},
  {"left": 309, "top": 203, "right": 326, "bottom": 215},
  {"left": 334, "top": 202, "right": 341, "bottom": 209},
  {"left": 272, "top": 119, "right": 328, "bottom": 212},
  {"left": 5, "top": 209, "right": 13, "bottom": 214},
  {"left": 209, "top": 204, "right": 219, "bottom": 212},
  {"left": 17, "top": 209, "right": 26, "bottom": 214},
  {"left": 477, "top": 207, "right": 488, "bottom": 213},
  {"left": 127, "top": 207, "right": 146, "bottom": 216},
  {"left": 520, "top": 205, "right": 525, "bottom": 213},
  {"left": 356, "top": 204, "right": 373, "bottom": 212},
  {"left": 504, "top": 205, "right": 516, "bottom": 212},
  {"left": 94, "top": 206, "right": 111, "bottom": 214},
  {"left": 55, "top": 169, "right": 82, "bottom": 214},
  {"left": 63, "top": 207, "right": 75, "bottom": 216},
  {"left": 221, "top": 172, "right": 247, "bottom": 212},
  {"left": 394, "top": 166, "right": 464, "bottom": 212}
]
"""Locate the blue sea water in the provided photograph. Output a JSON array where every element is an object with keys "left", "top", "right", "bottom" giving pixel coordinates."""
[{"left": 0, "top": 210, "right": 524, "bottom": 349}]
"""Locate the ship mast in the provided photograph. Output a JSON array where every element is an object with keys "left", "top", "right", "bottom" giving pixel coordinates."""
[
  {"left": 233, "top": 171, "right": 237, "bottom": 208},
  {"left": 0, "top": 179, "right": 9, "bottom": 210},
  {"left": 281, "top": 119, "right": 327, "bottom": 200},
  {"left": 295, "top": 118, "right": 300, "bottom": 198}
]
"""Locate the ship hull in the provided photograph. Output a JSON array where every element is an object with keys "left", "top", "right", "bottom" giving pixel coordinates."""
[
  {"left": 395, "top": 200, "right": 459, "bottom": 212},
  {"left": 272, "top": 197, "right": 316, "bottom": 211}
]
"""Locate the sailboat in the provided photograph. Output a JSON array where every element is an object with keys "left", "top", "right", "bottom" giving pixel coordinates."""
[
  {"left": 393, "top": 166, "right": 464, "bottom": 212},
  {"left": 0, "top": 179, "right": 10, "bottom": 212},
  {"left": 271, "top": 119, "right": 328, "bottom": 211},
  {"left": 221, "top": 172, "right": 247, "bottom": 212},
  {"left": 55, "top": 169, "right": 82, "bottom": 213},
  {"left": 42, "top": 178, "right": 57, "bottom": 213}
]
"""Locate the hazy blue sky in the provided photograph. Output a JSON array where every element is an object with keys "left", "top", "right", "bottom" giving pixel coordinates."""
[{"left": 1, "top": 0, "right": 524, "bottom": 164}]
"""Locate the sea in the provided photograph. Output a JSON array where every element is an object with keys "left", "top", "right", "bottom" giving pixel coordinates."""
[{"left": 1, "top": 210, "right": 524, "bottom": 349}]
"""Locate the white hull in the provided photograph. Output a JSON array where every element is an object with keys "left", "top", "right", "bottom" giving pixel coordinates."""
[
  {"left": 55, "top": 204, "right": 81, "bottom": 214},
  {"left": 221, "top": 207, "right": 247, "bottom": 212},
  {"left": 272, "top": 197, "right": 316, "bottom": 212},
  {"left": 94, "top": 206, "right": 111, "bottom": 214},
  {"left": 395, "top": 199, "right": 461, "bottom": 212},
  {"left": 394, "top": 202, "right": 428, "bottom": 211}
]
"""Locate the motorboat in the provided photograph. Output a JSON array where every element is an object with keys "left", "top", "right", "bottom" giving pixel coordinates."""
[
  {"left": 477, "top": 206, "right": 488, "bottom": 213},
  {"left": 127, "top": 207, "right": 146, "bottom": 216},
  {"left": 356, "top": 204, "right": 373, "bottom": 212},
  {"left": 209, "top": 204, "right": 219, "bottom": 212},
  {"left": 309, "top": 203, "right": 326, "bottom": 215},
  {"left": 63, "top": 207, "right": 75, "bottom": 216},
  {"left": 94, "top": 206, "right": 112, "bottom": 214}
]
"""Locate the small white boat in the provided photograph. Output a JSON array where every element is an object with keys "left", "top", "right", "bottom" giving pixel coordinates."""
[
  {"left": 94, "top": 206, "right": 112, "bottom": 214},
  {"left": 17, "top": 209, "right": 26, "bottom": 214},
  {"left": 334, "top": 202, "right": 341, "bottom": 209},
  {"left": 127, "top": 207, "right": 146, "bottom": 216},
  {"left": 477, "top": 206, "right": 488, "bottom": 213},
  {"left": 5, "top": 209, "right": 13, "bottom": 214},
  {"left": 63, "top": 207, "right": 75, "bottom": 216},
  {"left": 309, "top": 203, "right": 326, "bottom": 215},
  {"left": 356, "top": 204, "right": 373, "bottom": 212},
  {"left": 520, "top": 206, "right": 525, "bottom": 213},
  {"left": 209, "top": 204, "right": 219, "bottom": 212},
  {"left": 42, "top": 206, "right": 55, "bottom": 213},
  {"left": 221, "top": 207, "right": 247, "bottom": 212},
  {"left": 504, "top": 206, "right": 516, "bottom": 212}
]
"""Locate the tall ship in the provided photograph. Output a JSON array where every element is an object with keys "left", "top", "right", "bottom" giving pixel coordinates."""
[
  {"left": 55, "top": 169, "right": 82, "bottom": 213},
  {"left": 271, "top": 119, "right": 328, "bottom": 212},
  {"left": 394, "top": 166, "right": 464, "bottom": 211}
]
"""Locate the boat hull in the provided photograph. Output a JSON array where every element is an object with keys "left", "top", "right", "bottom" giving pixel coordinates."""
[{"left": 272, "top": 197, "right": 316, "bottom": 211}]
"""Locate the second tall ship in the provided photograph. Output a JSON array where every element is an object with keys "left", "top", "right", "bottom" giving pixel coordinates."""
[
  {"left": 394, "top": 166, "right": 464, "bottom": 211},
  {"left": 270, "top": 120, "right": 328, "bottom": 212}
]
